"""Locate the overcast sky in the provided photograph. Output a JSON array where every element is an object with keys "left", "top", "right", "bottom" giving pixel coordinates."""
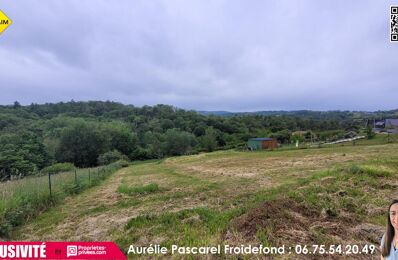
[{"left": 0, "top": 1, "right": 397, "bottom": 111}]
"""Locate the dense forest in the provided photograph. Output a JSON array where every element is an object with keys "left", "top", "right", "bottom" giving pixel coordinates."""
[{"left": 0, "top": 101, "right": 397, "bottom": 180}]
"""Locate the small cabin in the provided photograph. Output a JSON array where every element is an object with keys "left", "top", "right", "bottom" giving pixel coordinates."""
[
  {"left": 247, "top": 138, "right": 277, "bottom": 150},
  {"left": 372, "top": 119, "right": 398, "bottom": 133}
]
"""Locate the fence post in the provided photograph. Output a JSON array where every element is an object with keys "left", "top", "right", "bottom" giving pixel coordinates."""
[
  {"left": 88, "top": 169, "right": 91, "bottom": 183},
  {"left": 75, "top": 169, "right": 77, "bottom": 184},
  {"left": 48, "top": 172, "right": 52, "bottom": 197}
]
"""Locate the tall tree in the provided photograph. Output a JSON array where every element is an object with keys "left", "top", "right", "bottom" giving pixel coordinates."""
[
  {"left": 56, "top": 122, "right": 107, "bottom": 167},
  {"left": 162, "top": 129, "right": 197, "bottom": 156}
]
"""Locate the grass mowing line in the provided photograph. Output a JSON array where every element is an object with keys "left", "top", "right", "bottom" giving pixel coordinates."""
[
  {"left": 115, "top": 164, "right": 225, "bottom": 211},
  {"left": 148, "top": 165, "right": 219, "bottom": 190}
]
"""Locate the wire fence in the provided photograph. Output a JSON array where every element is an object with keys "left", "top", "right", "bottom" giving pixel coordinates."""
[{"left": 0, "top": 162, "right": 124, "bottom": 216}]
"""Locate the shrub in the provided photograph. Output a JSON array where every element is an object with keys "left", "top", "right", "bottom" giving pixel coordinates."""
[
  {"left": 40, "top": 163, "right": 76, "bottom": 175},
  {"left": 98, "top": 150, "right": 129, "bottom": 165},
  {"left": 118, "top": 160, "right": 130, "bottom": 167}
]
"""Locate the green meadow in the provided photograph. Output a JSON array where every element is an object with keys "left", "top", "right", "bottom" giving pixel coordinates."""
[{"left": 8, "top": 136, "right": 398, "bottom": 259}]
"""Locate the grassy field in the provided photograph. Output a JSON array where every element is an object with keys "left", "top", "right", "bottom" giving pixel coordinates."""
[{"left": 11, "top": 138, "right": 398, "bottom": 259}]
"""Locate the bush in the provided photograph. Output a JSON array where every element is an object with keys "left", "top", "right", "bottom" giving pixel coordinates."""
[
  {"left": 118, "top": 159, "right": 130, "bottom": 167},
  {"left": 41, "top": 163, "right": 75, "bottom": 175},
  {"left": 98, "top": 150, "right": 129, "bottom": 165}
]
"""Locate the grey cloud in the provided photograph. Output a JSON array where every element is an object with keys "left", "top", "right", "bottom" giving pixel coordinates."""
[{"left": 0, "top": 0, "right": 397, "bottom": 111}]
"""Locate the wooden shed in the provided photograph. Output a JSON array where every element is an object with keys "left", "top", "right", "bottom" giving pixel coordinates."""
[{"left": 247, "top": 138, "right": 277, "bottom": 150}]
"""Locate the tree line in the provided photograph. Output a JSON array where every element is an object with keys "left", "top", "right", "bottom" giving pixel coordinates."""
[{"left": 0, "top": 101, "right": 394, "bottom": 180}]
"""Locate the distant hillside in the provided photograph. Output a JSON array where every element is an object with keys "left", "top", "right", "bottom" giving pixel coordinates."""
[
  {"left": 1, "top": 100, "right": 398, "bottom": 182},
  {"left": 198, "top": 109, "right": 398, "bottom": 120},
  {"left": 197, "top": 111, "right": 235, "bottom": 116}
]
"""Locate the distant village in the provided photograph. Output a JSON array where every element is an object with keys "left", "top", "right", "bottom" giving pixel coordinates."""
[{"left": 247, "top": 118, "right": 398, "bottom": 151}]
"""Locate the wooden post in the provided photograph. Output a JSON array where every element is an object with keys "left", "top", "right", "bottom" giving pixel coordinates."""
[{"left": 48, "top": 172, "right": 52, "bottom": 197}]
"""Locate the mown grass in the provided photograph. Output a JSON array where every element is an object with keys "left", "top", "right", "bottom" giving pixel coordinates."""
[
  {"left": 119, "top": 207, "right": 243, "bottom": 253},
  {"left": 10, "top": 137, "right": 398, "bottom": 258},
  {"left": 0, "top": 160, "right": 128, "bottom": 238},
  {"left": 117, "top": 146, "right": 398, "bottom": 254}
]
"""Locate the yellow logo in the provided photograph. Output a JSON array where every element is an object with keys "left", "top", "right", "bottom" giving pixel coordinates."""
[{"left": 0, "top": 10, "right": 12, "bottom": 34}]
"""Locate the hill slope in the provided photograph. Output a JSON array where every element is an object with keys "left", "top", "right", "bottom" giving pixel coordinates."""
[{"left": 14, "top": 142, "right": 398, "bottom": 259}]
